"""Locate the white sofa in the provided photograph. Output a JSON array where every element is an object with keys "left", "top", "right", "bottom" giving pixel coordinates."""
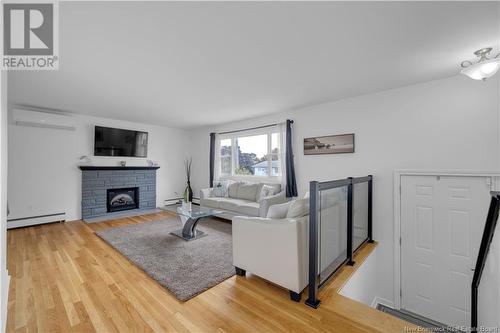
[
  {"left": 232, "top": 197, "right": 310, "bottom": 301},
  {"left": 232, "top": 190, "right": 347, "bottom": 302},
  {"left": 200, "top": 181, "right": 290, "bottom": 219}
]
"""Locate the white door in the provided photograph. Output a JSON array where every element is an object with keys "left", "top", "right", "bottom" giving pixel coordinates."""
[{"left": 401, "top": 175, "right": 491, "bottom": 327}]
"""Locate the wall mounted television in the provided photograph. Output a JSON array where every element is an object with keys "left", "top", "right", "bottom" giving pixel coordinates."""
[{"left": 94, "top": 126, "right": 148, "bottom": 157}]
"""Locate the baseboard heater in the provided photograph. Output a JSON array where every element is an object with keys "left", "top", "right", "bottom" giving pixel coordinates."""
[
  {"left": 7, "top": 212, "right": 66, "bottom": 229},
  {"left": 163, "top": 197, "right": 200, "bottom": 206}
]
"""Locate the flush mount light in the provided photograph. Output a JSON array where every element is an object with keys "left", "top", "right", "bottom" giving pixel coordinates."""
[{"left": 460, "top": 47, "right": 500, "bottom": 81}]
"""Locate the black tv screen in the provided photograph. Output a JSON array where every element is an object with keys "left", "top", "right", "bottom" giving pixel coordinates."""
[{"left": 94, "top": 126, "right": 148, "bottom": 157}]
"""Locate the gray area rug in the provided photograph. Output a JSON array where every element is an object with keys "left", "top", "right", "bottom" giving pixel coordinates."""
[{"left": 95, "top": 217, "right": 234, "bottom": 301}]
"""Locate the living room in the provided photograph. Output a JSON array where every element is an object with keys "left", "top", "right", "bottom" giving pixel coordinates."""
[{"left": 0, "top": 1, "right": 500, "bottom": 333}]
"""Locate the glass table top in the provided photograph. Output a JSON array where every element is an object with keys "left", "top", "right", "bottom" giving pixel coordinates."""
[{"left": 160, "top": 204, "right": 222, "bottom": 219}]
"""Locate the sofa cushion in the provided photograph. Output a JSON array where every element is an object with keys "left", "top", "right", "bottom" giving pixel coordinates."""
[
  {"left": 236, "top": 202, "right": 260, "bottom": 216},
  {"left": 286, "top": 198, "right": 309, "bottom": 218},
  {"left": 236, "top": 183, "right": 260, "bottom": 201},
  {"left": 227, "top": 182, "right": 241, "bottom": 198},
  {"left": 218, "top": 198, "right": 253, "bottom": 212},
  {"left": 201, "top": 197, "right": 222, "bottom": 209},
  {"left": 267, "top": 201, "right": 291, "bottom": 219}
]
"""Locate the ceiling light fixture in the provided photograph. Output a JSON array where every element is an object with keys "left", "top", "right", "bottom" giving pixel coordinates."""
[{"left": 460, "top": 47, "right": 500, "bottom": 81}]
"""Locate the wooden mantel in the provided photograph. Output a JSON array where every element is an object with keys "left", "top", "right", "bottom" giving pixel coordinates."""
[{"left": 78, "top": 166, "right": 160, "bottom": 171}]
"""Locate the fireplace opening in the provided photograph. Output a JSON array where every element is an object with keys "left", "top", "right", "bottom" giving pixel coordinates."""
[{"left": 107, "top": 187, "right": 139, "bottom": 213}]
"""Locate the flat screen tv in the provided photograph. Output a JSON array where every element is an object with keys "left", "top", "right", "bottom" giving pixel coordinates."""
[{"left": 94, "top": 126, "right": 148, "bottom": 157}]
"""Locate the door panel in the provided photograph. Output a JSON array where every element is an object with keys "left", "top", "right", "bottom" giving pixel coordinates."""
[
  {"left": 415, "top": 206, "right": 433, "bottom": 250},
  {"left": 402, "top": 176, "right": 439, "bottom": 320},
  {"left": 401, "top": 175, "right": 491, "bottom": 326}
]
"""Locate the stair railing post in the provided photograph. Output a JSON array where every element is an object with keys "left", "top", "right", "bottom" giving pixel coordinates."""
[
  {"left": 347, "top": 177, "right": 355, "bottom": 266},
  {"left": 305, "top": 181, "right": 321, "bottom": 308},
  {"left": 367, "top": 175, "right": 374, "bottom": 243}
]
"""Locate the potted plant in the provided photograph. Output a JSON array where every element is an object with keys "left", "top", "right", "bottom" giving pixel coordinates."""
[{"left": 182, "top": 158, "right": 193, "bottom": 210}]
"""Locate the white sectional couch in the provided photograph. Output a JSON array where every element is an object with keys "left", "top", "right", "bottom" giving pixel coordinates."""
[{"left": 200, "top": 181, "right": 290, "bottom": 219}]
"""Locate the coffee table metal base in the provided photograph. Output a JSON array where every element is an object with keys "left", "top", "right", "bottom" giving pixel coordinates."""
[
  {"left": 170, "top": 217, "right": 208, "bottom": 241},
  {"left": 170, "top": 229, "right": 207, "bottom": 241}
]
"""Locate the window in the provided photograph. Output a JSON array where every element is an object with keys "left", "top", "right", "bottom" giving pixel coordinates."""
[
  {"left": 220, "top": 138, "right": 232, "bottom": 176},
  {"left": 235, "top": 134, "right": 267, "bottom": 176},
  {"left": 217, "top": 128, "right": 282, "bottom": 180}
]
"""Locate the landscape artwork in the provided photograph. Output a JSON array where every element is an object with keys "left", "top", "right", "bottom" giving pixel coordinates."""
[{"left": 304, "top": 133, "right": 355, "bottom": 155}]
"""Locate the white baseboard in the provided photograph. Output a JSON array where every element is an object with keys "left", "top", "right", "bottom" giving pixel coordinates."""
[
  {"left": 371, "top": 296, "right": 395, "bottom": 309},
  {"left": 163, "top": 198, "right": 181, "bottom": 206},
  {"left": 163, "top": 198, "right": 201, "bottom": 206},
  {"left": 7, "top": 213, "right": 65, "bottom": 229},
  {"left": 1, "top": 269, "right": 10, "bottom": 333}
]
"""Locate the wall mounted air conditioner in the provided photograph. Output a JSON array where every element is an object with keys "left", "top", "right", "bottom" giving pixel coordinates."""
[{"left": 12, "top": 108, "right": 76, "bottom": 131}]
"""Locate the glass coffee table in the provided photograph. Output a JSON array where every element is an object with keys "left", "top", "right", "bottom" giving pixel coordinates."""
[{"left": 160, "top": 204, "right": 222, "bottom": 241}]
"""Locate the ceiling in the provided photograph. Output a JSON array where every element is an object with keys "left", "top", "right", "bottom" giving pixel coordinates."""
[{"left": 8, "top": 1, "right": 500, "bottom": 129}]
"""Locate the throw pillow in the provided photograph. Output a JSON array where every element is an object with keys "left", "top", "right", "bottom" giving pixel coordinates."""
[
  {"left": 286, "top": 198, "right": 310, "bottom": 218},
  {"left": 237, "top": 182, "right": 260, "bottom": 201},
  {"left": 267, "top": 201, "right": 291, "bottom": 219},
  {"left": 258, "top": 185, "right": 276, "bottom": 201},
  {"left": 212, "top": 180, "right": 228, "bottom": 197},
  {"left": 271, "top": 183, "right": 281, "bottom": 193}
]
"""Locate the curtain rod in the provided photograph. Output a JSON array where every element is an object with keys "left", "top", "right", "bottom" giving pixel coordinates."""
[{"left": 216, "top": 120, "right": 293, "bottom": 135}]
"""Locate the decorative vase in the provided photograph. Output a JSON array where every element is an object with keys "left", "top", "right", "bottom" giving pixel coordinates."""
[
  {"left": 184, "top": 181, "right": 193, "bottom": 202},
  {"left": 181, "top": 200, "right": 192, "bottom": 211}
]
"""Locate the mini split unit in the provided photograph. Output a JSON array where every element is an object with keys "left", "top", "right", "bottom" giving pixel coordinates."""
[{"left": 12, "top": 108, "right": 76, "bottom": 131}]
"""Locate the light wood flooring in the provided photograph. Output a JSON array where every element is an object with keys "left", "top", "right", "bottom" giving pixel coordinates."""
[{"left": 6, "top": 211, "right": 415, "bottom": 332}]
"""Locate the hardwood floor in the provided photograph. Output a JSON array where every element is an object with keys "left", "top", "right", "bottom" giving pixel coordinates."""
[{"left": 6, "top": 212, "right": 414, "bottom": 332}]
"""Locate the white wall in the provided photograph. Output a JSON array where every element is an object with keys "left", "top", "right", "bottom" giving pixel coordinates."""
[
  {"left": 7, "top": 112, "right": 190, "bottom": 222},
  {"left": 339, "top": 247, "right": 393, "bottom": 308},
  {"left": 1, "top": 72, "right": 9, "bottom": 332},
  {"left": 189, "top": 75, "right": 500, "bottom": 304}
]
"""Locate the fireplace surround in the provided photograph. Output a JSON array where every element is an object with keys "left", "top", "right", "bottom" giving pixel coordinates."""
[{"left": 79, "top": 166, "right": 160, "bottom": 220}]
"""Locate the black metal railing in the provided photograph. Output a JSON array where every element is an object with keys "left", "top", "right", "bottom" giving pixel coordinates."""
[
  {"left": 305, "top": 175, "right": 373, "bottom": 309},
  {"left": 471, "top": 192, "right": 500, "bottom": 333}
]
